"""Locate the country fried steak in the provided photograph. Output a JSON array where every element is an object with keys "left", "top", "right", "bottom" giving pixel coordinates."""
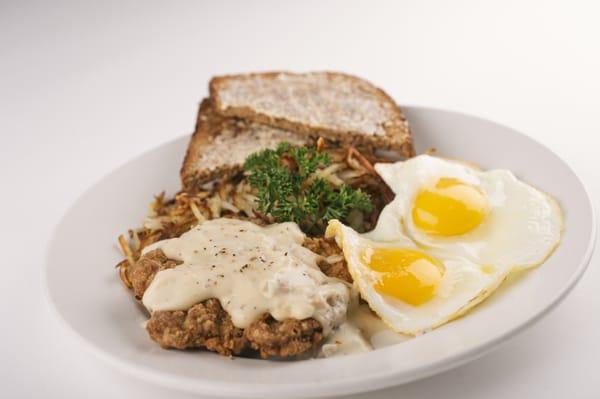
[{"left": 129, "top": 248, "right": 331, "bottom": 358}]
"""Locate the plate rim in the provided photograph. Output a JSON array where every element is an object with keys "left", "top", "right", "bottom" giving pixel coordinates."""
[{"left": 43, "top": 105, "right": 597, "bottom": 398}]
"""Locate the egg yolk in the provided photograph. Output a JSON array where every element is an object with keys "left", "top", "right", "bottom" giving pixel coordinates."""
[
  {"left": 364, "top": 247, "right": 445, "bottom": 306},
  {"left": 412, "top": 177, "right": 489, "bottom": 236}
]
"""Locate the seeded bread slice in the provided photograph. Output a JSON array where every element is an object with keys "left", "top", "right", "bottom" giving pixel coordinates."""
[
  {"left": 181, "top": 99, "right": 309, "bottom": 192},
  {"left": 210, "top": 71, "right": 414, "bottom": 157}
]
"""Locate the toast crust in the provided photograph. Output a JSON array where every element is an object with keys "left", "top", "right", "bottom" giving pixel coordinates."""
[
  {"left": 210, "top": 71, "right": 414, "bottom": 157},
  {"left": 180, "top": 99, "right": 216, "bottom": 188}
]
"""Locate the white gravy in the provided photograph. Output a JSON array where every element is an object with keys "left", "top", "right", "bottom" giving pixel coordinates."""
[
  {"left": 319, "top": 304, "right": 409, "bottom": 357},
  {"left": 141, "top": 218, "right": 350, "bottom": 334},
  {"left": 319, "top": 322, "right": 372, "bottom": 357}
]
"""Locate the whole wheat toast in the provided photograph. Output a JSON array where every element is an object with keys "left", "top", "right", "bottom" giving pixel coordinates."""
[
  {"left": 181, "top": 99, "right": 309, "bottom": 191},
  {"left": 210, "top": 71, "right": 414, "bottom": 157}
]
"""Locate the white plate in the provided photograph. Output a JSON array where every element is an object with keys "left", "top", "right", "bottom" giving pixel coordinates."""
[{"left": 45, "top": 107, "right": 596, "bottom": 398}]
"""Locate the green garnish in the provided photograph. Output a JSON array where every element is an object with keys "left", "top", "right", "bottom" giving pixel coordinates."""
[{"left": 244, "top": 142, "right": 372, "bottom": 234}]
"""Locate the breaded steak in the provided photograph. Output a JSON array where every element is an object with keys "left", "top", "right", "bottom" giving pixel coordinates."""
[{"left": 129, "top": 249, "right": 330, "bottom": 358}]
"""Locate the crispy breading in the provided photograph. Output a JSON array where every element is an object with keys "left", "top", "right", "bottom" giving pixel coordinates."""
[
  {"left": 147, "top": 299, "right": 323, "bottom": 358},
  {"left": 304, "top": 237, "right": 353, "bottom": 283},
  {"left": 245, "top": 314, "right": 323, "bottom": 358},
  {"left": 129, "top": 249, "right": 182, "bottom": 299},
  {"left": 147, "top": 299, "right": 248, "bottom": 356}
]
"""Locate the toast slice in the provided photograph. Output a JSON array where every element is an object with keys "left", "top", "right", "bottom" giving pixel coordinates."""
[
  {"left": 210, "top": 71, "right": 414, "bottom": 157},
  {"left": 181, "top": 99, "right": 309, "bottom": 191}
]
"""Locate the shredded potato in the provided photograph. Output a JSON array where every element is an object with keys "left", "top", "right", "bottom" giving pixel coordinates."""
[{"left": 116, "top": 142, "right": 397, "bottom": 285}]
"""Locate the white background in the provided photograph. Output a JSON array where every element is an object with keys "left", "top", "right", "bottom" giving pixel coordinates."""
[{"left": 1, "top": 0, "right": 599, "bottom": 397}]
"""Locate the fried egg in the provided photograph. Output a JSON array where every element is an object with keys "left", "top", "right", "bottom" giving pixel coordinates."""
[
  {"left": 325, "top": 155, "right": 563, "bottom": 335},
  {"left": 326, "top": 220, "right": 512, "bottom": 334},
  {"left": 370, "top": 155, "right": 563, "bottom": 269}
]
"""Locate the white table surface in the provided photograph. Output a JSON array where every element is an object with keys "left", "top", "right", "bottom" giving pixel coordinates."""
[{"left": 2, "top": 1, "right": 599, "bottom": 397}]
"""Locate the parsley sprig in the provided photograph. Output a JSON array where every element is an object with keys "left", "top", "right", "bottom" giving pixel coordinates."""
[{"left": 244, "top": 142, "right": 372, "bottom": 234}]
